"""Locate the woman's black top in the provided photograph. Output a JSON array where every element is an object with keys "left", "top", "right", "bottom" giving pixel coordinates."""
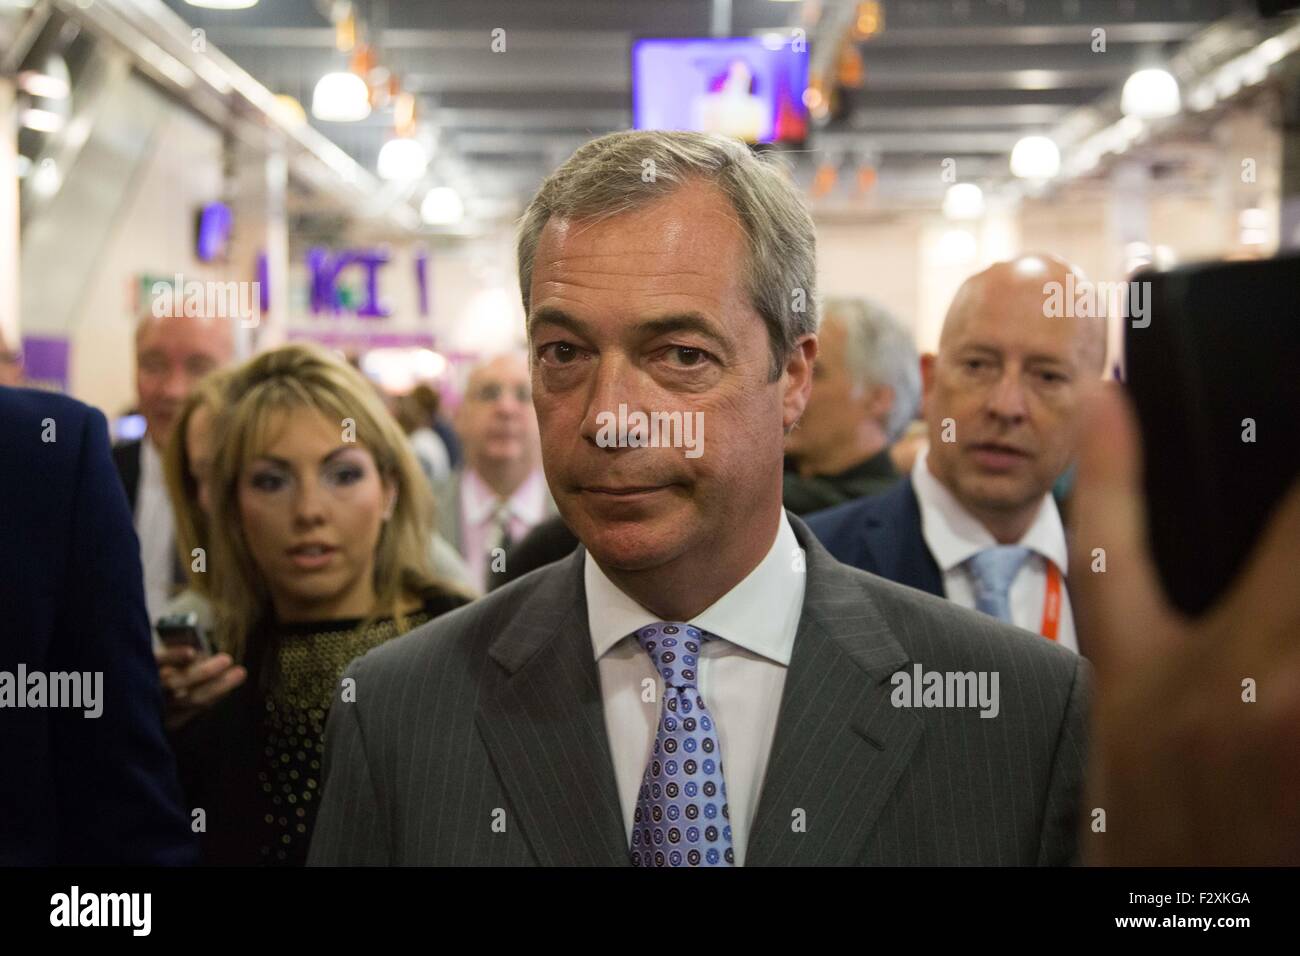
[{"left": 173, "top": 589, "right": 468, "bottom": 865}]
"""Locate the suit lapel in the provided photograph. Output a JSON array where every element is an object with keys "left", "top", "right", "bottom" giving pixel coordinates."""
[
  {"left": 746, "top": 519, "right": 923, "bottom": 865},
  {"left": 863, "top": 479, "right": 945, "bottom": 597},
  {"left": 474, "top": 549, "right": 629, "bottom": 866}
]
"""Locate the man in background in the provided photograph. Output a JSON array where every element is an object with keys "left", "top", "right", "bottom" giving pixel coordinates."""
[
  {"left": 433, "top": 352, "right": 554, "bottom": 592},
  {"left": 808, "top": 254, "right": 1106, "bottom": 652},
  {"left": 783, "top": 297, "right": 919, "bottom": 514},
  {"left": 113, "top": 308, "right": 235, "bottom": 624}
]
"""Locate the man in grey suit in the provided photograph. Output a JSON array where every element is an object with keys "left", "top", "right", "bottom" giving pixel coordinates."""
[{"left": 308, "top": 130, "right": 1087, "bottom": 867}]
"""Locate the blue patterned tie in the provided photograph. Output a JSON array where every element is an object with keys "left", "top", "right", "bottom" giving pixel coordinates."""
[
  {"left": 630, "top": 622, "right": 734, "bottom": 867},
  {"left": 965, "top": 545, "right": 1032, "bottom": 624}
]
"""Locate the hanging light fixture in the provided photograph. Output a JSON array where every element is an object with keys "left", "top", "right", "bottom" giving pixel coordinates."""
[
  {"left": 1121, "top": 68, "right": 1181, "bottom": 120},
  {"left": 943, "top": 183, "right": 985, "bottom": 220},
  {"left": 421, "top": 187, "right": 464, "bottom": 226},
  {"left": 377, "top": 137, "right": 428, "bottom": 181},
  {"left": 312, "top": 71, "right": 370, "bottom": 122},
  {"left": 184, "top": 1, "right": 260, "bottom": 9},
  {"left": 1009, "top": 135, "right": 1060, "bottom": 179}
]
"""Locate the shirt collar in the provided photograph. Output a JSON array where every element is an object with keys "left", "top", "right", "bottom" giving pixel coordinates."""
[
  {"left": 911, "top": 447, "right": 1068, "bottom": 575},
  {"left": 585, "top": 509, "right": 805, "bottom": 666},
  {"left": 462, "top": 467, "right": 546, "bottom": 526}
]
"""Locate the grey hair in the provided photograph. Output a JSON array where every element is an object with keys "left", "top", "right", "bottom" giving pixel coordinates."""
[
  {"left": 517, "top": 130, "right": 818, "bottom": 380},
  {"left": 822, "top": 297, "right": 921, "bottom": 443}
]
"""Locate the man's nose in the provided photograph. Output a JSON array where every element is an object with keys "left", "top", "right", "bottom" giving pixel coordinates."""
[
  {"left": 985, "top": 368, "right": 1030, "bottom": 422},
  {"left": 579, "top": 355, "right": 642, "bottom": 447}
]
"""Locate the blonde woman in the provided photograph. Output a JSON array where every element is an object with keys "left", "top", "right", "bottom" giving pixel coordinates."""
[{"left": 171, "top": 343, "right": 469, "bottom": 865}]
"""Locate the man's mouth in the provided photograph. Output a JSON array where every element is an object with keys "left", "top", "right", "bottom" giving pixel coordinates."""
[{"left": 967, "top": 442, "right": 1031, "bottom": 471}]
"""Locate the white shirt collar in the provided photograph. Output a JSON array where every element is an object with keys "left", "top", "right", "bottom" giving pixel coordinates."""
[
  {"left": 911, "top": 447, "right": 1069, "bottom": 575},
  {"left": 462, "top": 467, "right": 547, "bottom": 526},
  {"left": 139, "top": 436, "right": 165, "bottom": 487},
  {"left": 585, "top": 509, "right": 805, "bottom": 666}
]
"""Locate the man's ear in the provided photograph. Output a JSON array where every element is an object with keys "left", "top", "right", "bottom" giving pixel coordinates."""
[
  {"left": 918, "top": 353, "right": 937, "bottom": 419},
  {"left": 782, "top": 334, "right": 818, "bottom": 432}
]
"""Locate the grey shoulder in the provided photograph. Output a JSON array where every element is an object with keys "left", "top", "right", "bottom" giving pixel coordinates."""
[{"left": 344, "top": 560, "right": 569, "bottom": 681}]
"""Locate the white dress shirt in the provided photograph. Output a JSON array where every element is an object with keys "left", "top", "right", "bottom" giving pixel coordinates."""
[
  {"left": 585, "top": 510, "right": 805, "bottom": 866},
  {"left": 134, "top": 438, "right": 177, "bottom": 628},
  {"left": 911, "top": 448, "right": 1077, "bottom": 652},
  {"left": 459, "top": 467, "right": 549, "bottom": 593}
]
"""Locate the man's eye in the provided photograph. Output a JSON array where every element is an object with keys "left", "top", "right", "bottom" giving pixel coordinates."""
[
  {"left": 539, "top": 342, "right": 581, "bottom": 365},
  {"left": 667, "top": 346, "right": 708, "bottom": 367}
]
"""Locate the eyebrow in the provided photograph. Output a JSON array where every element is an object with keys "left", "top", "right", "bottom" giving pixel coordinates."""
[
  {"left": 528, "top": 307, "right": 734, "bottom": 361},
  {"left": 250, "top": 447, "right": 362, "bottom": 468}
]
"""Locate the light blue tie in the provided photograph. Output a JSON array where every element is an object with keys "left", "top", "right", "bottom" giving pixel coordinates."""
[
  {"left": 965, "top": 546, "right": 1032, "bottom": 624},
  {"left": 630, "top": 622, "right": 734, "bottom": 867}
]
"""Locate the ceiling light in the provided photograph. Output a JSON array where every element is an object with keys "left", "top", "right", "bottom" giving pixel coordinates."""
[
  {"left": 1121, "top": 68, "right": 1180, "bottom": 120},
  {"left": 421, "top": 187, "right": 464, "bottom": 226},
  {"left": 377, "top": 137, "right": 428, "bottom": 181},
  {"left": 942, "top": 183, "right": 984, "bottom": 220},
  {"left": 184, "top": 1, "right": 260, "bottom": 9},
  {"left": 312, "top": 71, "right": 370, "bottom": 122},
  {"left": 17, "top": 57, "right": 70, "bottom": 99},
  {"left": 30, "top": 158, "right": 61, "bottom": 198},
  {"left": 1009, "top": 135, "right": 1060, "bottom": 179},
  {"left": 20, "top": 108, "right": 64, "bottom": 133}
]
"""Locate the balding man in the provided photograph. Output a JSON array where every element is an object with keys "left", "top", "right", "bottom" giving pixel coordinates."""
[
  {"left": 432, "top": 353, "right": 555, "bottom": 592},
  {"left": 808, "top": 255, "right": 1107, "bottom": 652},
  {"left": 114, "top": 309, "right": 236, "bottom": 624}
]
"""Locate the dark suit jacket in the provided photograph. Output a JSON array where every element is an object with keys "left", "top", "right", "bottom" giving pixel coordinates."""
[
  {"left": 309, "top": 514, "right": 1088, "bottom": 866},
  {"left": 804, "top": 478, "right": 945, "bottom": 596},
  {"left": 112, "top": 437, "right": 143, "bottom": 511},
  {"left": 0, "top": 387, "right": 197, "bottom": 864}
]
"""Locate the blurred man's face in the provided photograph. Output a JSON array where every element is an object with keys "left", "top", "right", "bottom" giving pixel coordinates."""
[
  {"left": 785, "top": 316, "right": 871, "bottom": 463},
  {"left": 923, "top": 275, "right": 1098, "bottom": 518},
  {"left": 456, "top": 354, "right": 539, "bottom": 474},
  {"left": 136, "top": 315, "right": 233, "bottom": 450},
  {"left": 527, "top": 179, "right": 812, "bottom": 573}
]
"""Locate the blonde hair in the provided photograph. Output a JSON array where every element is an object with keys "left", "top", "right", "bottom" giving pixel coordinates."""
[
  {"left": 206, "top": 343, "right": 443, "bottom": 662},
  {"left": 163, "top": 367, "right": 235, "bottom": 597}
]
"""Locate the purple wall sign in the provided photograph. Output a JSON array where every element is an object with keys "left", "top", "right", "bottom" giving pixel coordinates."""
[{"left": 307, "top": 247, "right": 392, "bottom": 318}]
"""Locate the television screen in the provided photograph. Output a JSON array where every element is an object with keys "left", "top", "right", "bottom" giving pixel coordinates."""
[
  {"left": 195, "top": 202, "right": 233, "bottom": 263},
  {"left": 632, "top": 37, "right": 810, "bottom": 145}
]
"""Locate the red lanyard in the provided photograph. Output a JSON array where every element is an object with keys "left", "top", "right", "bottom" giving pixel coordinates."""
[{"left": 1040, "top": 563, "right": 1062, "bottom": 640}]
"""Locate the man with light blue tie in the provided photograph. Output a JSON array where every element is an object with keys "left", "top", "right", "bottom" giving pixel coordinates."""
[
  {"left": 808, "top": 254, "right": 1108, "bottom": 651},
  {"left": 307, "top": 132, "right": 1088, "bottom": 867}
]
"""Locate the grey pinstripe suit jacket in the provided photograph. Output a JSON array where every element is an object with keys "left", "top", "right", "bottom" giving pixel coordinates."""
[{"left": 307, "top": 515, "right": 1088, "bottom": 866}]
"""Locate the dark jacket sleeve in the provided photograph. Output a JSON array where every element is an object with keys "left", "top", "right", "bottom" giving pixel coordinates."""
[{"left": 49, "top": 405, "right": 197, "bottom": 864}]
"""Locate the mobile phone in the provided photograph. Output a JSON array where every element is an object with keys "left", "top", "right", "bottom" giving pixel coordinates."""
[
  {"left": 1124, "top": 253, "right": 1300, "bottom": 617},
  {"left": 155, "top": 612, "right": 212, "bottom": 656}
]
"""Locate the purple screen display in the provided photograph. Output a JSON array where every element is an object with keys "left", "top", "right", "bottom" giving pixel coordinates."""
[{"left": 632, "top": 37, "right": 810, "bottom": 145}]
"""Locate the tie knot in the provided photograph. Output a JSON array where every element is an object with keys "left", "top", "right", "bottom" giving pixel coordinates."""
[
  {"left": 966, "top": 545, "right": 1032, "bottom": 596},
  {"left": 635, "top": 622, "right": 708, "bottom": 690}
]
